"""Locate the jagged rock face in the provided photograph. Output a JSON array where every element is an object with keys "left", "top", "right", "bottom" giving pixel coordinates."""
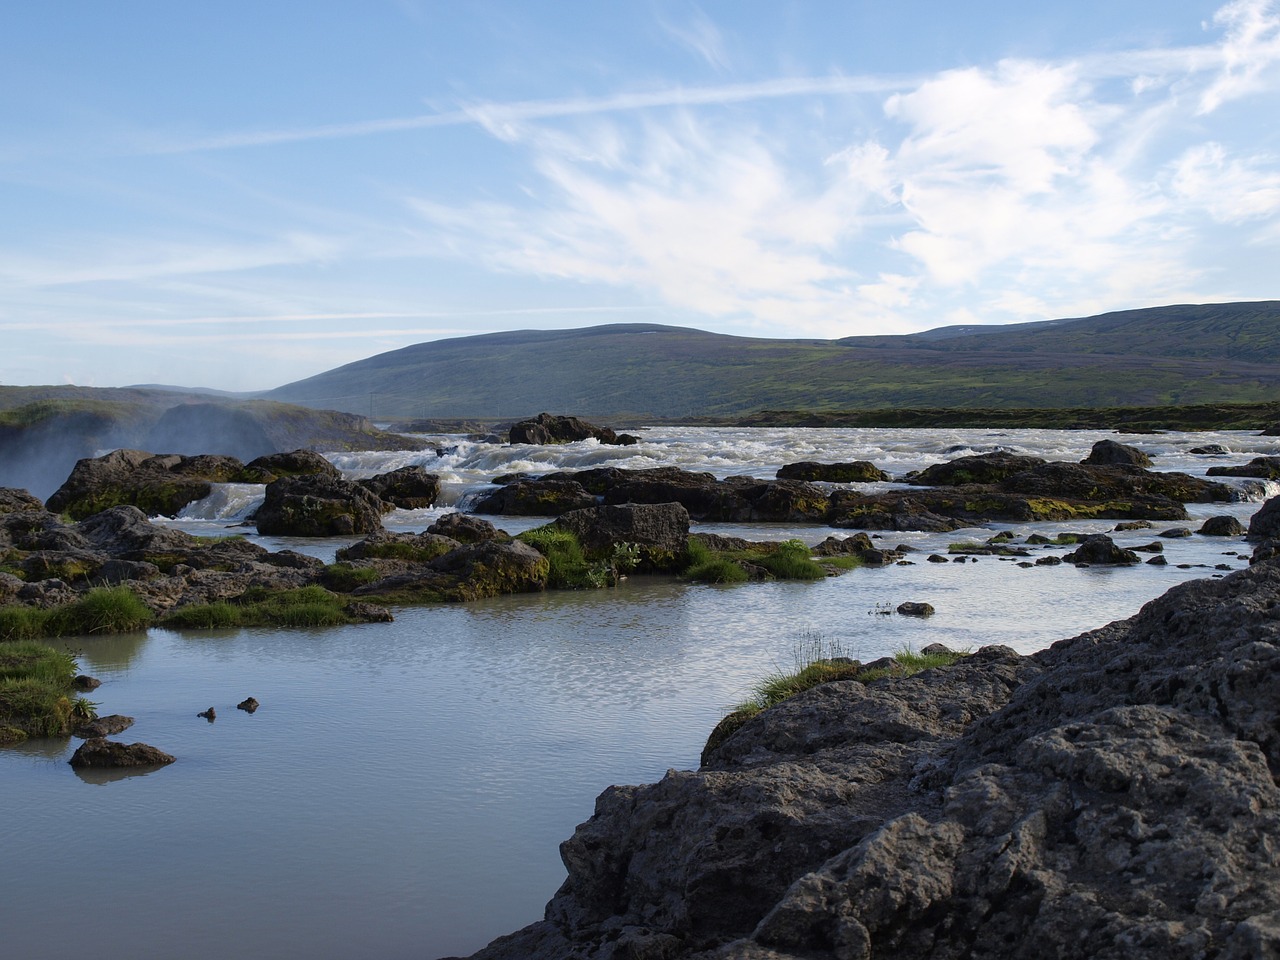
[
  {"left": 1248, "top": 495, "right": 1280, "bottom": 540},
  {"left": 463, "top": 560, "right": 1280, "bottom": 960}
]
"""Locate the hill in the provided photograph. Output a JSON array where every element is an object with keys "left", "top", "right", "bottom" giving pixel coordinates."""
[{"left": 261, "top": 302, "right": 1280, "bottom": 419}]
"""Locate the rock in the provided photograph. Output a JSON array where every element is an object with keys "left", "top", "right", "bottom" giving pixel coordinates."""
[
  {"left": 427, "top": 512, "right": 510, "bottom": 543},
  {"left": 777, "top": 461, "right": 889, "bottom": 483},
  {"left": 1114, "top": 519, "right": 1153, "bottom": 531},
  {"left": 0, "top": 487, "right": 47, "bottom": 514},
  {"left": 356, "top": 465, "right": 441, "bottom": 509},
  {"left": 427, "top": 540, "right": 550, "bottom": 601},
  {"left": 551, "top": 502, "right": 690, "bottom": 570},
  {"left": 896, "top": 601, "right": 935, "bottom": 617},
  {"left": 471, "top": 478, "right": 598, "bottom": 517},
  {"left": 1082, "top": 438, "right": 1153, "bottom": 466},
  {"left": 999, "top": 461, "right": 1229, "bottom": 505},
  {"left": 68, "top": 738, "right": 175, "bottom": 768},
  {"left": 198, "top": 707, "right": 216, "bottom": 721},
  {"left": 343, "top": 601, "right": 395, "bottom": 623},
  {"left": 1190, "top": 444, "right": 1231, "bottom": 455},
  {"left": 920, "top": 643, "right": 952, "bottom": 656},
  {"left": 75, "top": 715, "right": 134, "bottom": 738},
  {"left": 45, "top": 448, "right": 223, "bottom": 520},
  {"left": 508, "top": 413, "right": 638, "bottom": 446},
  {"left": 1199, "top": 515, "right": 1246, "bottom": 536},
  {"left": 72, "top": 675, "right": 101, "bottom": 691},
  {"left": 1208, "top": 456, "right": 1280, "bottom": 479},
  {"left": 1249, "top": 496, "right": 1280, "bottom": 540},
  {"left": 255, "top": 475, "right": 387, "bottom": 537},
  {"left": 236, "top": 697, "right": 259, "bottom": 714},
  {"left": 812, "top": 533, "right": 875, "bottom": 555},
  {"left": 1063, "top": 534, "right": 1140, "bottom": 565},
  {"left": 465, "top": 561, "right": 1280, "bottom": 960},
  {"left": 1159, "top": 526, "right": 1193, "bottom": 538},
  {"left": 245, "top": 449, "right": 340, "bottom": 479},
  {"left": 908, "top": 452, "right": 1048, "bottom": 486}
]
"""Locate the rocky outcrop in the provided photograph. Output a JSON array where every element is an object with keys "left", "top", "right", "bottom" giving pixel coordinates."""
[
  {"left": 776, "top": 461, "right": 889, "bottom": 483},
  {"left": 1063, "top": 533, "right": 1140, "bottom": 565},
  {"left": 509, "top": 413, "right": 639, "bottom": 446},
  {"left": 45, "top": 449, "right": 262, "bottom": 520},
  {"left": 245, "top": 449, "right": 340, "bottom": 479},
  {"left": 1208, "top": 456, "right": 1280, "bottom": 479},
  {"left": 1200, "top": 515, "right": 1246, "bottom": 536},
  {"left": 908, "top": 452, "right": 1047, "bottom": 486},
  {"left": 1247, "top": 495, "right": 1280, "bottom": 540},
  {"left": 254, "top": 475, "right": 388, "bottom": 536},
  {"left": 472, "top": 477, "right": 598, "bottom": 517},
  {"left": 461, "top": 558, "right": 1280, "bottom": 960}
]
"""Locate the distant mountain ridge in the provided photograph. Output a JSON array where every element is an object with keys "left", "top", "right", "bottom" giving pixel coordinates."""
[{"left": 261, "top": 301, "right": 1280, "bottom": 419}]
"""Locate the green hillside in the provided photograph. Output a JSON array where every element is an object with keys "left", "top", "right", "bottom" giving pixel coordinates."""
[{"left": 261, "top": 302, "right": 1280, "bottom": 419}]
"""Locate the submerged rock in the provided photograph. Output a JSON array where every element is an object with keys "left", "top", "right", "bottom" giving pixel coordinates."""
[{"left": 74, "top": 715, "right": 134, "bottom": 738}]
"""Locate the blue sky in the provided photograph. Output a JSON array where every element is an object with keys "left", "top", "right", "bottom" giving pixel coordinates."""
[{"left": 2, "top": 1, "right": 1278, "bottom": 391}]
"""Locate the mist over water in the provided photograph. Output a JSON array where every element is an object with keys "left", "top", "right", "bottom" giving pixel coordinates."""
[{"left": 2, "top": 426, "right": 1276, "bottom": 959}]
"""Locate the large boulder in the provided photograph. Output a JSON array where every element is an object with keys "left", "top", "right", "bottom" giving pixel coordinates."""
[
  {"left": 245, "top": 449, "right": 340, "bottom": 480},
  {"left": 1248, "top": 495, "right": 1280, "bottom": 540},
  {"left": 1083, "top": 438, "right": 1153, "bottom": 467},
  {"left": 551, "top": 502, "right": 691, "bottom": 570},
  {"left": 254, "top": 475, "right": 387, "bottom": 537},
  {"left": 1063, "top": 534, "right": 1141, "bottom": 565},
  {"left": 908, "top": 452, "right": 1048, "bottom": 487},
  {"left": 509, "top": 413, "right": 638, "bottom": 446},
  {"left": 356, "top": 465, "right": 441, "bottom": 509},
  {"left": 471, "top": 478, "right": 598, "bottom": 517},
  {"left": 426, "top": 540, "right": 549, "bottom": 600},
  {"left": 1207, "top": 456, "right": 1280, "bottom": 479},
  {"left": 427, "top": 512, "right": 509, "bottom": 543}
]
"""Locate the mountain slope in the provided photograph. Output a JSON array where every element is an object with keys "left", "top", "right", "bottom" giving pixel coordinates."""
[{"left": 262, "top": 302, "right": 1280, "bottom": 419}]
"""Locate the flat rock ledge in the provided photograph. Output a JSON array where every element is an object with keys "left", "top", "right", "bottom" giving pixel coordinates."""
[
  {"left": 456, "top": 557, "right": 1280, "bottom": 960},
  {"left": 68, "top": 738, "right": 175, "bottom": 769}
]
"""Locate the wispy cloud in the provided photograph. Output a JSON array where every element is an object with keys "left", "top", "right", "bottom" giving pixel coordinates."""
[{"left": 659, "top": 5, "right": 732, "bottom": 71}]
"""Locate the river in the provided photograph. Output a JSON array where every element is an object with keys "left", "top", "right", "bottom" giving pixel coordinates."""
[{"left": 2, "top": 426, "right": 1276, "bottom": 958}]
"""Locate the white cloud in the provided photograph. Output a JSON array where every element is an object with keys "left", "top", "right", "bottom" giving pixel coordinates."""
[
  {"left": 659, "top": 6, "right": 732, "bottom": 71},
  {"left": 1172, "top": 141, "right": 1280, "bottom": 222},
  {"left": 1199, "top": 0, "right": 1280, "bottom": 113}
]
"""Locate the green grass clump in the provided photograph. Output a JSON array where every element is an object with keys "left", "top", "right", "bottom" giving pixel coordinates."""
[
  {"left": 685, "top": 556, "right": 750, "bottom": 584},
  {"left": 517, "top": 527, "right": 592, "bottom": 588},
  {"left": 321, "top": 563, "right": 380, "bottom": 592},
  {"left": 0, "top": 639, "right": 95, "bottom": 741},
  {"left": 159, "top": 585, "right": 358, "bottom": 631},
  {"left": 755, "top": 540, "right": 828, "bottom": 580},
  {"left": 0, "top": 588, "right": 151, "bottom": 641}
]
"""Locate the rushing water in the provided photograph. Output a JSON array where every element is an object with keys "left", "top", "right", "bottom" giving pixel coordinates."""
[{"left": 2, "top": 427, "right": 1277, "bottom": 959}]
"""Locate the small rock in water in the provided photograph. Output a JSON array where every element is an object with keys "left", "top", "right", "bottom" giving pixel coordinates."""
[
  {"left": 237, "top": 697, "right": 260, "bottom": 714},
  {"left": 920, "top": 642, "right": 952, "bottom": 656},
  {"left": 73, "top": 675, "right": 101, "bottom": 691},
  {"left": 1159, "top": 527, "right": 1193, "bottom": 538},
  {"left": 69, "top": 738, "right": 175, "bottom": 769},
  {"left": 896, "top": 601, "right": 935, "bottom": 617},
  {"left": 75, "top": 715, "right": 134, "bottom": 739},
  {"left": 198, "top": 707, "right": 216, "bottom": 722}
]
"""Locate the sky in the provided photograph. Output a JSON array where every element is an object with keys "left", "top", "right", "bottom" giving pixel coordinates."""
[{"left": 1, "top": 1, "right": 1278, "bottom": 392}]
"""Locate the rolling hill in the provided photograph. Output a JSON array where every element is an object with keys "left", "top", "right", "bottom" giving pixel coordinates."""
[{"left": 261, "top": 301, "right": 1280, "bottom": 419}]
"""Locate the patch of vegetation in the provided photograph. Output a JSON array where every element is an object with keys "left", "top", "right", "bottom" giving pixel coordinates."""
[
  {"left": 336, "top": 540, "right": 453, "bottom": 563},
  {"left": 321, "top": 563, "right": 380, "bottom": 592},
  {"left": 159, "top": 585, "right": 360, "bottom": 630},
  {"left": 516, "top": 528, "right": 639, "bottom": 588},
  {"left": 682, "top": 536, "right": 830, "bottom": 584},
  {"left": 0, "top": 588, "right": 152, "bottom": 642},
  {"left": 755, "top": 539, "right": 828, "bottom": 580},
  {"left": 0, "top": 639, "right": 96, "bottom": 741}
]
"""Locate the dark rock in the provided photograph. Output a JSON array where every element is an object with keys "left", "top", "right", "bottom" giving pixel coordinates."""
[
  {"left": 427, "top": 512, "right": 510, "bottom": 543},
  {"left": 1147, "top": 554, "right": 1168, "bottom": 565},
  {"left": 896, "top": 601, "right": 935, "bottom": 617},
  {"left": 1035, "top": 555, "right": 1063, "bottom": 565},
  {"left": 236, "top": 697, "right": 259, "bottom": 714},
  {"left": 908, "top": 452, "right": 1048, "bottom": 486},
  {"left": 255, "top": 475, "right": 387, "bottom": 537},
  {"left": 920, "top": 643, "right": 952, "bottom": 656},
  {"left": 999, "top": 461, "right": 1230, "bottom": 505},
  {"left": 551, "top": 502, "right": 691, "bottom": 570},
  {"left": 1063, "top": 534, "right": 1140, "bottom": 565},
  {"left": 427, "top": 540, "right": 550, "bottom": 600},
  {"left": 1131, "top": 541, "right": 1164, "bottom": 553},
  {"left": 471, "top": 478, "right": 597, "bottom": 517},
  {"left": 508, "top": 413, "right": 637, "bottom": 446},
  {"left": 812, "top": 533, "right": 875, "bottom": 555},
  {"left": 198, "top": 707, "right": 216, "bottom": 721},
  {"left": 1249, "top": 496, "right": 1280, "bottom": 540},
  {"left": 1208, "top": 456, "right": 1280, "bottom": 479},
  {"left": 343, "top": 601, "right": 395, "bottom": 623},
  {"left": 1082, "top": 438, "right": 1153, "bottom": 466},
  {"left": 1199, "top": 515, "right": 1246, "bottom": 536},
  {"left": 356, "top": 465, "right": 441, "bottom": 509},
  {"left": 245, "top": 449, "right": 340, "bottom": 479},
  {"left": 926, "top": 554, "right": 950, "bottom": 563},
  {"left": 1114, "top": 519, "right": 1153, "bottom": 530},
  {"left": 46, "top": 448, "right": 221, "bottom": 520},
  {"left": 69, "top": 738, "right": 175, "bottom": 768},
  {"left": 776, "top": 461, "right": 889, "bottom": 483},
  {"left": 1190, "top": 443, "right": 1231, "bottom": 455},
  {"left": 0, "top": 487, "right": 47, "bottom": 514},
  {"left": 1159, "top": 526, "right": 1193, "bottom": 538},
  {"left": 75, "top": 715, "right": 134, "bottom": 738},
  {"left": 72, "top": 675, "right": 101, "bottom": 691}
]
